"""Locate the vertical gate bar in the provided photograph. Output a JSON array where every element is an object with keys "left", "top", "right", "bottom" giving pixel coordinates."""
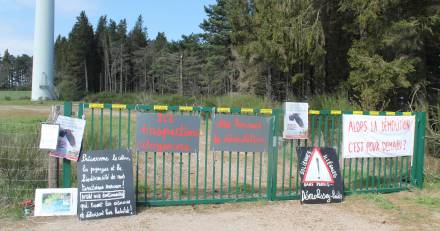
[
  {"left": 236, "top": 152, "right": 240, "bottom": 198},
  {"left": 330, "top": 116, "right": 335, "bottom": 148},
  {"left": 171, "top": 152, "right": 174, "bottom": 200},
  {"left": 118, "top": 109, "right": 122, "bottom": 148},
  {"left": 394, "top": 157, "right": 398, "bottom": 189},
  {"left": 220, "top": 151, "right": 224, "bottom": 198},
  {"left": 251, "top": 152, "right": 255, "bottom": 196},
  {"left": 354, "top": 158, "right": 359, "bottom": 192},
  {"left": 389, "top": 158, "right": 393, "bottom": 188},
  {"left": 281, "top": 143, "right": 286, "bottom": 196},
  {"left": 153, "top": 152, "right": 157, "bottom": 200},
  {"left": 324, "top": 115, "right": 329, "bottom": 146},
  {"left": 144, "top": 152, "right": 148, "bottom": 201},
  {"left": 91, "top": 108, "right": 95, "bottom": 149},
  {"left": 295, "top": 140, "right": 300, "bottom": 195},
  {"left": 136, "top": 151, "right": 139, "bottom": 203},
  {"left": 179, "top": 153, "right": 183, "bottom": 200},
  {"left": 372, "top": 158, "right": 376, "bottom": 190},
  {"left": 399, "top": 157, "right": 403, "bottom": 189},
  {"left": 384, "top": 158, "right": 387, "bottom": 189},
  {"left": 62, "top": 101, "right": 73, "bottom": 188},
  {"left": 388, "top": 158, "right": 392, "bottom": 188},
  {"left": 415, "top": 112, "right": 426, "bottom": 188},
  {"left": 258, "top": 152, "right": 262, "bottom": 197},
  {"left": 405, "top": 156, "right": 410, "bottom": 188},
  {"left": 188, "top": 150, "right": 191, "bottom": 200},
  {"left": 348, "top": 159, "right": 352, "bottom": 192},
  {"left": 228, "top": 151, "right": 232, "bottom": 197},
  {"left": 288, "top": 140, "right": 293, "bottom": 195},
  {"left": 99, "top": 108, "right": 103, "bottom": 149},
  {"left": 127, "top": 109, "right": 131, "bottom": 148},
  {"left": 311, "top": 115, "right": 316, "bottom": 146},
  {"left": 211, "top": 151, "right": 216, "bottom": 199},
  {"left": 109, "top": 108, "right": 113, "bottom": 148},
  {"left": 366, "top": 158, "right": 370, "bottom": 190},
  {"left": 195, "top": 111, "right": 200, "bottom": 202},
  {"left": 270, "top": 113, "right": 279, "bottom": 200},
  {"left": 196, "top": 150, "right": 199, "bottom": 201},
  {"left": 317, "top": 116, "right": 322, "bottom": 146},
  {"left": 360, "top": 158, "right": 364, "bottom": 191},
  {"left": 244, "top": 152, "right": 248, "bottom": 195},
  {"left": 162, "top": 152, "right": 166, "bottom": 200},
  {"left": 204, "top": 112, "right": 209, "bottom": 199},
  {"left": 337, "top": 115, "right": 342, "bottom": 159},
  {"left": 188, "top": 111, "right": 192, "bottom": 200},
  {"left": 378, "top": 158, "right": 382, "bottom": 190}
]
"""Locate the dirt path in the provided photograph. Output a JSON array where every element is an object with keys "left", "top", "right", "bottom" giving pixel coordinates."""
[{"left": 4, "top": 191, "right": 440, "bottom": 231}]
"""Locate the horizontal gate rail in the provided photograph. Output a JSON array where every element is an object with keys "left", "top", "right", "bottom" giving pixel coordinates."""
[{"left": 62, "top": 102, "right": 425, "bottom": 206}]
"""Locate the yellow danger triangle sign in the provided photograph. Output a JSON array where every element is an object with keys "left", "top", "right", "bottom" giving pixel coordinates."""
[{"left": 303, "top": 148, "right": 334, "bottom": 184}]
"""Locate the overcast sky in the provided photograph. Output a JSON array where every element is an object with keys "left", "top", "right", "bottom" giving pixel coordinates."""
[{"left": 0, "top": 0, "right": 216, "bottom": 56}]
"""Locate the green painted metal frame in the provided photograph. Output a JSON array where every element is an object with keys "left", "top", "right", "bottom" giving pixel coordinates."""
[{"left": 62, "top": 102, "right": 427, "bottom": 206}]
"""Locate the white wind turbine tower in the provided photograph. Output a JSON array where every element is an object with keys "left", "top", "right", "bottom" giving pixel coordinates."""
[{"left": 31, "top": 0, "right": 56, "bottom": 100}]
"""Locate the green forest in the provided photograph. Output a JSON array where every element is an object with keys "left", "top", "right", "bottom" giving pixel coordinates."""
[{"left": 1, "top": 0, "right": 440, "bottom": 111}]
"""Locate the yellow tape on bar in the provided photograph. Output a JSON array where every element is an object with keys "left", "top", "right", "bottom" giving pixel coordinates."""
[
  {"left": 353, "top": 111, "right": 363, "bottom": 115},
  {"left": 260, "top": 109, "right": 272, "bottom": 114},
  {"left": 241, "top": 108, "right": 254, "bottom": 113},
  {"left": 112, "top": 104, "right": 126, "bottom": 109},
  {"left": 217, "top": 107, "right": 230, "bottom": 113},
  {"left": 179, "top": 106, "right": 193, "bottom": 112},
  {"left": 403, "top": 112, "right": 412, "bottom": 116},
  {"left": 369, "top": 111, "right": 379, "bottom": 116},
  {"left": 89, "top": 103, "right": 104, "bottom": 109},
  {"left": 309, "top": 110, "right": 320, "bottom": 115},
  {"left": 154, "top": 105, "right": 168, "bottom": 111},
  {"left": 385, "top": 111, "right": 396, "bottom": 116},
  {"left": 330, "top": 110, "right": 341, "bottom": 115}
]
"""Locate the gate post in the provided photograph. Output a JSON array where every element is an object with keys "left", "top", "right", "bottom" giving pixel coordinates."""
[
  {"left": 62, "top": 101, "right": 72, "bottom": 187},
  {"left": 412, "top": 112, "right": 426, "bottom": 188}
]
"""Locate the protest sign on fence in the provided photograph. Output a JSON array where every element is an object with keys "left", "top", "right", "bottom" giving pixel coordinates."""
[
  {"left": 77, "top": 149, "right": 136, "bottom": 220},
  {"left": 283, "top": 102, "right": 309, "bottom": 139},
  {"left": 297, "top": 147, "right": 343, "bottom": 204},
  {"left": 49, "top": 115, "right": 86, "bottom": 161},
  {"left": 136, "top": 112, "right": 200, "bottom": 153},
  {"left": 342, "top": 115, "right": 415, "bottom": 158},
  {"left": 211, "top": 114, "right": 270, "bottom": 152}
]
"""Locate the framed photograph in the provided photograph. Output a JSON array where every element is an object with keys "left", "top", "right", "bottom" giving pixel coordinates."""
[{"left": 34, "top": 188, "right": 78, "bottom": 216}]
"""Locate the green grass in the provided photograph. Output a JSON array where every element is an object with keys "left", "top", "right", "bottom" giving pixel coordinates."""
[
  {"left": 361, "top": 194, "right": 397, "bottom": 210},
  {"left": 0, "top": 91, "right": 63, "bottom": 105}
]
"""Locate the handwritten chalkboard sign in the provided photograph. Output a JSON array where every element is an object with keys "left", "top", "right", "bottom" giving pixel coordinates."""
[
  {"left": 297, "top": 147, "right": 343, "bottom": 204},
  {"left": 211, "top": 114, "right": 271, "bottom": 152},
  {"left": 77, "top": 149, "right": 136, "bottom": 220},
  {"left": 136, "top": 112, "right": 200, "bottom": 153}
]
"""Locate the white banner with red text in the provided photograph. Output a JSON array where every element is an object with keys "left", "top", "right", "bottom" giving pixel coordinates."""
[{"left": 342, "top": 115, "right": 415, "bottom": 158}]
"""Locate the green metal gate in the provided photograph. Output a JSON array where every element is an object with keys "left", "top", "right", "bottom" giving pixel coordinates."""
[{"left": 62, "top": 102, "right": 426, "bottom": 206}]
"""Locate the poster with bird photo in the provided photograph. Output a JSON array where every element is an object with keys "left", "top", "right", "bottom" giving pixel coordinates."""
[
  {"left": 49, "top": 115, "right": 86, "bottom": 161},
  {"left": 283, "top": 102, "right": 309, "bottom": 139}
]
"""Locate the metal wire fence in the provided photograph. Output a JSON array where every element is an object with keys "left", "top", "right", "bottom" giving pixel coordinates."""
[{"left": 0, "top": 121, "right": 50, "bottom": 215}]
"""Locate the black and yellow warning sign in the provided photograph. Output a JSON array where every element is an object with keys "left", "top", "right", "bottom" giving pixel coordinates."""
[{"left": 297, "top": 147, "right": 343, "bottom": 204}]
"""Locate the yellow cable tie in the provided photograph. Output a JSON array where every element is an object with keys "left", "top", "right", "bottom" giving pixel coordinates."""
[
  {"left": 217, "top": 107, "right": 231, "bottom": 113},
  {"left": 369, "top": 111, "right": 379, "bottom": 116},
  {"left": 89, "top": 103, "right": 104, "bottom": 109},
  {"left": 330, "top": 110, "right": 342, "bottom": 115},
  {"left": 154, "top": 105, "right": 168, "bottom": 111},
  {"left": 260, "top": 109, "right": 272, "bottom": 114},
  {"left": 179, "top": 106, "right": 193, "bottom": 112},
  {"left": 309, "top": 110, "right": 320, "bottom": 115},
  {"left": 241, "top": 108, "right": 254, "bottom": 113},
  {"left": 385, "top": 112, "right": 396, "bottom": 116},
  {"left": 112, "top": 104, "right": 126, "bottom": 109},
  {"left": 353, "top": 111, "right": 363, "bottom": 115}
]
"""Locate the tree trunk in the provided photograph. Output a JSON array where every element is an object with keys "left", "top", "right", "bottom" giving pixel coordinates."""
[
  {"left": 84, "top": 60, "right": 89, "bottom": 92},
  {"left": 266, "top": 65, "right": 272, "bottom": 99}
]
